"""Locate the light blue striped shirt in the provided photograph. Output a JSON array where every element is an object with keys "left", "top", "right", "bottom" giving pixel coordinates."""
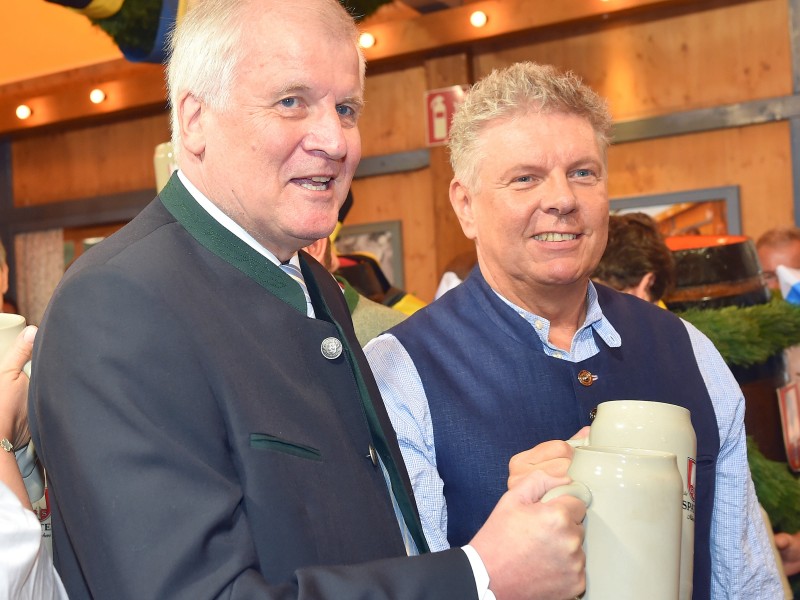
[{"left": 365, "top": 282, "right": 783, "bottom": 599}]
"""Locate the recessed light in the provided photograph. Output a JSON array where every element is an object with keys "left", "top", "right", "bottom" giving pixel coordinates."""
[
  {"left": 470, "top": 11, "right": 488, "bottom": 28},
  {"left": 89, "top": 88, "right": 106, "bottom": 104},
  {"left": 358, "top": 32, "right": 376, "bottom": 49},
  {"left": 15, "top": 105, "right": 32, "bottom": 120}
]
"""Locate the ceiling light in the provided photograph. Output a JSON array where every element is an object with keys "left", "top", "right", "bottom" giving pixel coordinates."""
[
  {"left": 358, "top": 32, "right": 375, "bottom": 49},
  {"left": 89, "top": 88, "right": 106, "bottom": 104},
  {"left": 15, "top": 105, "right": 32, "bottom": 120},
  {"left": 470, "top": 11, "right": 488, "bottom": 28}
]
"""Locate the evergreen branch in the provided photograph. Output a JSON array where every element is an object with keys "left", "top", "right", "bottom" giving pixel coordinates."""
[{"left": 677, "top": 300, "right": 800, "bottom": 367}]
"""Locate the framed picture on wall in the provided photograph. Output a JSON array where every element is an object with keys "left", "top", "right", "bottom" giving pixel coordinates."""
[{"left": 335, "top": 220, "right": 404, "bottom": 289}]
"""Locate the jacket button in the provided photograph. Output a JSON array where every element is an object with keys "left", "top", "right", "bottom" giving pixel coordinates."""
[
  {"left": 368, "top": 444, "right": 379, "bottom": 467},
  {"left": 321, "top": 337, "right": 343, "bottom": 359},
  {"left": 577, "top": 370, "right": 595, "bottom": 387}
]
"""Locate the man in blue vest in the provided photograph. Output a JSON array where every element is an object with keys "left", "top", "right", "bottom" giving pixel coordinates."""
[{"left": 365, "top": 61, "right": 783, "bottom": 599}]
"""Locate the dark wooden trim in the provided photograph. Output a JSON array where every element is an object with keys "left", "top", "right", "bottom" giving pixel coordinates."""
[
  {"left": 0, "top": 189, "right": 154, "bottom": 235},
  {"left": 613, "top": 95, "right": 800, "bottom": 143}
]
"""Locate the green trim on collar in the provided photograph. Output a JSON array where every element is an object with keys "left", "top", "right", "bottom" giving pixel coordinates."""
[
  {"left": 158, "top": 173, "right": 307, "bottom": 314},
  {"left": 335, "top": 275, "right": 361, "bottom": 314}
]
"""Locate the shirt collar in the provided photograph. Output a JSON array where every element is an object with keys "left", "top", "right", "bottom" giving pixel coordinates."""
[
  {"left": 177, "top": 170, "right": 300, "bottom": 269},
  {"left": 494, "top": 280, "right": 621, "bottom": 350}
]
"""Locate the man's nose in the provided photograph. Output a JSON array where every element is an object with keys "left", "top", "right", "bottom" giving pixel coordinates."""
[{"left": 303, "top": 106, "right": 348, "bottom": 160}]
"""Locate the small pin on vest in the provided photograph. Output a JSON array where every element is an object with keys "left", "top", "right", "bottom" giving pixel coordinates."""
[{"left": 577, "top": 370, "right": 598, "bottom": 387}]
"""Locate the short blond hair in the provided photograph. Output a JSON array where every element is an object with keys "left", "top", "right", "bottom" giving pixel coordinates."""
[{"left": 448, "top": 62, "right": 613, "bottom": 190}]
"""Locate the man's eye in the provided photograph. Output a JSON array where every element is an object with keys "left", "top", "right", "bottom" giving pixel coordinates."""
[
  {"left": 574, "top": 169, "right": 594, "bottom": 178},
  {"left": 279, "top": 97, "right": 299, "bottom": 108},
  {"left": 514, "top": 175, "right": 532, "bottom": 183},
  {"left": 336, "top": 104, "right": 356, "bottom": 118}
]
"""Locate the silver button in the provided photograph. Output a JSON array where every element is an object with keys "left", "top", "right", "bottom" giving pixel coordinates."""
[
  {"left": 321, "top": 337, "right": 342, "bottom": 359},
  {"left": 368, "top": 444, "right": 379, "bottom": 466}
]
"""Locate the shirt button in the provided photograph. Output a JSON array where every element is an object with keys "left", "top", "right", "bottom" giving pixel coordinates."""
[
  {"left": 368, "top": 444, "right": 379, "bottom": 467},
  {"left": 553, "top": 352, "right": 562, "bottom": 359},
  {"left": 534, "top": 320, "right": 543, "bottom": 330}
]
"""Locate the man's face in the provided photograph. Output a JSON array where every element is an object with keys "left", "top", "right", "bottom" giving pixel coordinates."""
[
  {"left": 758, "top": 240, "right": 800, "bottom": 291},
  {"left": 452, "top": 110, "right": 608, "bottom": 307},
  {"left": 189, "top": 6, "right": 363, "bottom": 261}
]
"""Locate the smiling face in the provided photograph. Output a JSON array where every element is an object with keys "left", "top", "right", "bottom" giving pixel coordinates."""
[
  {"left": 178, "top": 2, "right": 363, "bottom": 261},
  {"left": 450, "top": 109, "right": 609, "bottom": 311}
]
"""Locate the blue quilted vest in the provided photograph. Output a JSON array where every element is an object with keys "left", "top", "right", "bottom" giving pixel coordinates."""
[{"left": 391, "top": 268, "right": 719, "bottom": 600}]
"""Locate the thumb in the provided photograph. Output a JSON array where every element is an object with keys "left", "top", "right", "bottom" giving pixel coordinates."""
[
  {"left": 2, "top": 326, "right": 36, "bottom": 374},
  {"left": 774, "top": 532, "right": 792, "bottom": 550}
]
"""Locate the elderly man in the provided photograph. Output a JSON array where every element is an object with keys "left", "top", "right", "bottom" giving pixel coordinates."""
[
  {"left": 29, "top": 3, "right": 586, "bottom": 599},
  {"left": 366, "top": 61, "right": 783, "bottom": 599}
]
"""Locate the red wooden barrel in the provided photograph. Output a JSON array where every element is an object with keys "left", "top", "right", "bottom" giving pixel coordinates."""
[
  {"left": 663, "top": 235, "right": 770, "bottom": 311},
  {"left": 664, "top": 235, "right": 784, "bottom": 461}
]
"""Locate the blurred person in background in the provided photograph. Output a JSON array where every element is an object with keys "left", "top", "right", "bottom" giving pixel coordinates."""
[
  {"left": 756, "top": 227, "right": 800, "bottom": 293},
  {"left": 591, "top": 212, "right": 675, "bottom": 306}
]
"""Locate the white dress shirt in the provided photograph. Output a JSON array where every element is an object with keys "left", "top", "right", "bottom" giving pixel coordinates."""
[{"left": 0, "top": 482, "right": 67, "bottom": 599}]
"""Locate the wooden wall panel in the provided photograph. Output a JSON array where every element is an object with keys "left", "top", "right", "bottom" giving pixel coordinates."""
[
  {"left": 349, "top": 168, "right": 438, "bottom": 301},
  {"left": 608, "top": 121, "right": 794, "bottom": 241},
  {"left": 471, "top": 0, "right": 790, "bottom": 120},
  {"left": 360, "top": 64, "right": 428, "bottom": 156},
  {"left": 12, "top": 112, "right": 169, "bottom": 205}
]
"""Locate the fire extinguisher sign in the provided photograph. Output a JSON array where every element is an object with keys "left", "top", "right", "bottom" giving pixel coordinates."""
[{"left": 424, "top": 85, "right": 469, "bottom": 147}]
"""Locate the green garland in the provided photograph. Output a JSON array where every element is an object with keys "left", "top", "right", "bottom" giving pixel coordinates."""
[
  {"left": 341, "top": 0, "right": 394, "bottom": 21},
  {"left": 676, "top": 299, "right": 800, "bottom": 367},
  {"left": 748, "top": 438, "right": 800, "bottom": 596},
  {"left": 89, "top": 0, "right": 393, "bottom": 57},
  {"left": 90, "top": 0, "right": 162, "bottom": 56}
]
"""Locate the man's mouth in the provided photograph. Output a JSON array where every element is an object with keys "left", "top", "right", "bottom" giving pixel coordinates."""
[
  {"left": 296, "top": 176, "right": 332, "bottom": 191},
  {"left": 532, "top": 232, "right": 578, "bottom": 242}
]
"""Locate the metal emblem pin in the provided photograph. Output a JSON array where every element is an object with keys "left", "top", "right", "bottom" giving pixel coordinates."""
[{"left": 321, "top": 337, "right": 343, "bottom": 360}]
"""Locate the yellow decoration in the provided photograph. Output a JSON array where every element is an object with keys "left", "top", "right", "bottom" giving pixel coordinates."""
[{"left": 75, "top": 0, "right": 125, "bottom": 20}]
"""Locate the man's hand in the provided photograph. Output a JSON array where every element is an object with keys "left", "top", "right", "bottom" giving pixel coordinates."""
[
  {"left": 0, "top": 326, "right": 36, "bottom": 450},
  {"left": 507, "top": 427, "right": 590, "bottom": 490},
  {"left": 471, "top": 469, "right": 587, "bottom": 600},
  {"left": 774, "top": 531, "right": 800, "bottom": 577}
]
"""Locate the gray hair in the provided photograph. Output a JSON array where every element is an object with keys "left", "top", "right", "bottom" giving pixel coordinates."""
[
  {"left": 448, "top": 62, "right": 613, "bottom": 190},
  {"left": 166, "top": 0, "right": 365, "bottom": 157}
]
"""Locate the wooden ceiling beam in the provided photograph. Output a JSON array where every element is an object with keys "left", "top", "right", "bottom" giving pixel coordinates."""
[{"left": 0, "top": 0, "right": 733, "bottom": 136}]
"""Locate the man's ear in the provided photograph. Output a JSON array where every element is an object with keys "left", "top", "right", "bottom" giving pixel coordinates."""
[
  {"left": 449, "top": 179, "right": 478, "bottom": 240},
  {"left": 304, "top": 238, "right": 329, "bottom": 264},
  {"left": 178, "top": 92, "right": 206, "bottom": 158},
  {"left": 630, "top": 271, "right": 657, "bottom": 303}
]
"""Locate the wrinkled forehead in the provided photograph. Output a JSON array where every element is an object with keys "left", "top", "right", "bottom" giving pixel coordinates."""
[{"left": 239, "top": 1, "right": 364, "bottom": 84}]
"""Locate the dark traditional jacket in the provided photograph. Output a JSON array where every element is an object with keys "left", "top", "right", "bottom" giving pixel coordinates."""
[{"left": 29, "top": 174, "right": 475, "bottom": 600}]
